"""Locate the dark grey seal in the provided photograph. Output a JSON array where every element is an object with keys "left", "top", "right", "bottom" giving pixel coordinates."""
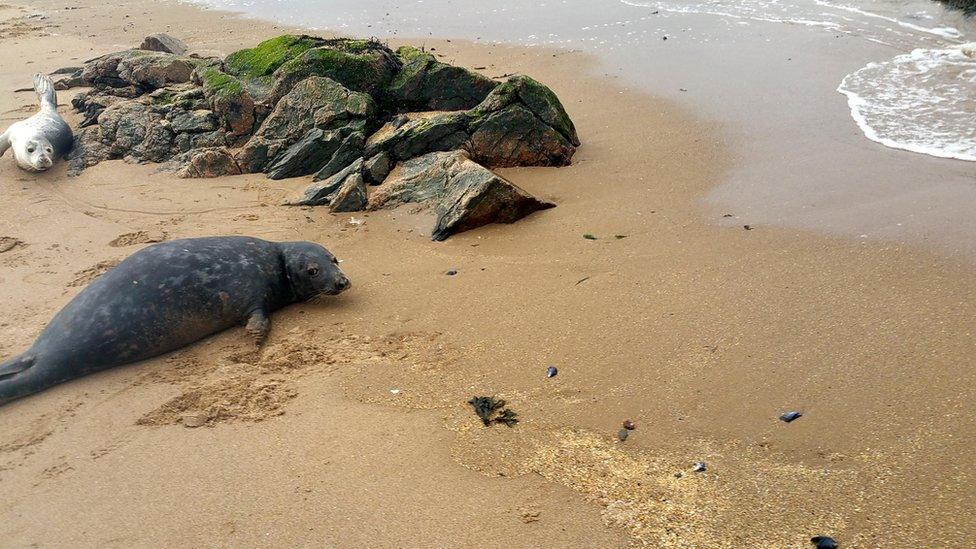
[
  {"left": 0, "top": 236, "right": 350, "bottom": 405},
  {"left": 0, "top": 74, "right": 73, "bottom": 172}
]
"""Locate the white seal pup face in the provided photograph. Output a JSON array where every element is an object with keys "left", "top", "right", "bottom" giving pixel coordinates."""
[
  {"left": 0, "top": 74, "right": 72, "bottom": 173},
  {"left": 16, "top": 136, "right": 55, "bottom": 172}
]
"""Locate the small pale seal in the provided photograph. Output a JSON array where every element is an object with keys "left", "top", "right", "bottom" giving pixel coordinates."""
[
  {"left": 0, "top": 236, "right": 350, "bottom": 405},
  {"left": 0, "top": 74, "right": 73, "bottom": 172}
]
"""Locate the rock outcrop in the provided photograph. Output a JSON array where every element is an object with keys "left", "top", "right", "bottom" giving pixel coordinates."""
[
  {"left": 368, "top": 151, "right": 554, "bottom": 240},
  {"left": 140, "top": 33, "right": 189, "bottom": 55},
  {"left": 60, "top": 34, "right": 578, "bottom": 239}
]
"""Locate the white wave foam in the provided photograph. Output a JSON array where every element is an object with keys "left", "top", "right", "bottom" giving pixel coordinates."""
[
  {"left": 815, "top": 0, "right": 963, "bottom": 41},
  {"left": 838, "top": 47, "right": 976, "bottom": 161},
  {"left": 620, "top": 0, "right": 975, "bottom": 162}
]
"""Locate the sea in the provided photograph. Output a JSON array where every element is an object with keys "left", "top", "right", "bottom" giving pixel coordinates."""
[{"left": 187, "top": 0, "right": 976, "bottom": 163}]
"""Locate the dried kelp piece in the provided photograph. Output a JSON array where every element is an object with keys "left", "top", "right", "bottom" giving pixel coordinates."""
[{"left": 468, "top": 396, "right": 519, "bottom": 427}]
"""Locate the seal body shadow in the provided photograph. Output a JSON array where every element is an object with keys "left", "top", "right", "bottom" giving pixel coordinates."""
[{"left": 0, "top": 236, "right": 349, "bottom": 405}]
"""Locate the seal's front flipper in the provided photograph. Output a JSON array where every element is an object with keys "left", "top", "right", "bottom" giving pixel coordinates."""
[
  {"left": 0, "top": 353, "right": 36, "bottom": 380},
  {"left": 0, "top": 129, "right": 9, "bottom": 157},
  {"left": 245, "top": 310, "right": 270, "bottom": 346},
  {"left": 32, "top": 73, "right": 57, "bottom": 109}
]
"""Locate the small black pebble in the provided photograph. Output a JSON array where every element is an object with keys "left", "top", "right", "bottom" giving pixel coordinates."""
[
  {"left": 663, "top": 36, "right": 668, "bottom": 40},
  {"left": 780, "top": 411, "right": 803, "bottom": 423},
  {"left": 811, "top": 536, "right": 838, "bottom": 549},
  {"left": 743, "top": 224, "right": 753, "bottom": 230},
  {"left": 617, "top": 428, "right": 629, "bottom": 441},
  {"left": 546, "top": 366, "right": 558, "bottom": 378},
  {"left": 623, "top": 419, "right": 635, "bottom": 430},
  {"left": 445, "top": 269, "right": 458, "bottom": 276}
]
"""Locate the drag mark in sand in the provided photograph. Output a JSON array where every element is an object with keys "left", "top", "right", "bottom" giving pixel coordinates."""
[{"left": 136, "top": 332, "right": 447, "bottom": 427}]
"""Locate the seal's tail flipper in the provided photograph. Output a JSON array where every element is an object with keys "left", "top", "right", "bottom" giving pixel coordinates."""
[
  {"left": 0, "top": 353, "right": 36, "bottom": 381},
  {"left": 33, "top": 73, "right": 57, "bottom": 108}
]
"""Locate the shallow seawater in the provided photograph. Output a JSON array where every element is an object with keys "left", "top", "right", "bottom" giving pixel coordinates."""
[{"left": 189, "top": 0, "right": 975, "bottom": 162}]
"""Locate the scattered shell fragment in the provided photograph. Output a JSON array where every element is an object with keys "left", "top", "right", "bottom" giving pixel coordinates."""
[
  {"left": 692, "top": 461, "right": 707, "bottom": 472},
  {"left": 623, "top": 419, "right": 635, "bottom": 430},
  {"left": 181, "top": 411, "right": 208, "bottom": 428},
  {"left": 780, "top": 411, "right": 803, "bottom": 423},
  {"left": 546, "top": 366, "right": 558, "bottom": 378},
  {"left": 617, "top": 428, "right": 629, "bottom": 441},
  {"left": 810, "top": 535, "right": 838, "bottom": 549}
]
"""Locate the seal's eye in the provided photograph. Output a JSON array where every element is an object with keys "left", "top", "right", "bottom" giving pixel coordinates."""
[
  {"left": 45, "top": 147, "right": 52, "bottom": 154},
  {"left": 26, "top": 146, "right": 35, "bottom": 153},
  {"left": 307, "top": 266, "right": 320, "bottom": 277}
]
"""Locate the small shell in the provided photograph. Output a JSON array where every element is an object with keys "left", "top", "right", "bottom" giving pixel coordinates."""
[{"left": 692, "top": 461, "right": 706, "bottom": 472}]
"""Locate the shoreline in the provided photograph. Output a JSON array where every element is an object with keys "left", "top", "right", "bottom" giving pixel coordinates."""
[
  {"left": 178, "top": 0, "right": 976, "bottom": 258},
  {"left": 1, "top": 0, "right": 975, "bottom": 546}
]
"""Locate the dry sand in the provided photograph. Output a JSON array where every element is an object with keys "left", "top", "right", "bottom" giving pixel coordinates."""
[{"left": 0, "top": 0, "right": 974, "bottom": 546}]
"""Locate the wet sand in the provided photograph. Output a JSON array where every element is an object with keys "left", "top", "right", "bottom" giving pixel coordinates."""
[{"left": 1, "top": 0, "right": 975, "bottom": 546}]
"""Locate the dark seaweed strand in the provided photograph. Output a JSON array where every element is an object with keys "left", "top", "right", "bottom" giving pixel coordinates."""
[{"left": 468, "top": 396, "right": 518, "bottom": 427}]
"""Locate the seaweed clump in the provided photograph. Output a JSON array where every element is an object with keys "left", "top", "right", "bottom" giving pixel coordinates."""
[{"left": 468, "top": 396, "right": 519, "bottom": 427}]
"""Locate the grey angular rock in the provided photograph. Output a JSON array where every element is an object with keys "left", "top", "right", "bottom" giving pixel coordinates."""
[
  {"left": 386, "top": 46, "right": 497, "bottom": 111},
  {"left": 465, "top": 75, "right": 579, "bottom": 167},
  {"left": 239, "top": 76, "right": 375, "bottom": 174},
  {"left": 363, "top": 152, "right": 392, "bottom": 184},
  {"left": 175, "top": 147, "right": 242, "bottom": 178},
  {"left": 369, "top": 151, "right": 553, "bottom": 240},
  {"left": 80, "top": 50, "right": 131, "bottom": 88},
  {"left": 140, "top": 33, "right": 189, "bottom": 56},
  {"left": 312, "top": 132, "right": 364, "bottom": 182},
  {"left": 467, "top": 103, "right": 574, "bottom": 167},
  {"left": 285, "top": 158, "right": 364, "bottom": 206},
  {"left": 265, "top": 128, "right": 343, "bottom": 180},
  {"left": 116, "top": 51, "right": 197, "bottom": 89},
  {"left": 364, "top": 111, "right": 470, "bottom": 161},
  {"left": 329, "top": 172, "right": 368, "bottom": 212},
  {"left": 166, "top": 108, "right": 217, "bottom": 133},
  {"left": 67, "top": 127, "right": 112, "bottom": 176}
]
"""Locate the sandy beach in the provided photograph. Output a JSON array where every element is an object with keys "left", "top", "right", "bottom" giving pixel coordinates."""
[{"left": 1, "top": 0, "right": 975, "bottom": 546}]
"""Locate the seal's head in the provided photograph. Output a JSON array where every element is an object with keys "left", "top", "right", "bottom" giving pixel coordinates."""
[
  {"left": 16, "top": 137, "right": 55, "bottom": 172},
  {"left": 279, "top": 241, "right": 351, "bottom": 300}
]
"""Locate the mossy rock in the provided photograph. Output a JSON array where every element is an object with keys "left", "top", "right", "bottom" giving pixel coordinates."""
[
  {"left": 266, "top": 39, "right": 400, "bottom": 104},
  {"left": 385, "top": 46, "right": 497, "bottom": 111},
  {"left": 197, "top": 66, "right": 246, "bottom": 98},
  {"left": 469, "top": 75, "right": 579, "bottom": 147},
  {"left": 196, "top": 66, "right": 255, "bottom": 137},
  {"left": 224, "top": 35, "right": 325, "bottom": 79}
]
